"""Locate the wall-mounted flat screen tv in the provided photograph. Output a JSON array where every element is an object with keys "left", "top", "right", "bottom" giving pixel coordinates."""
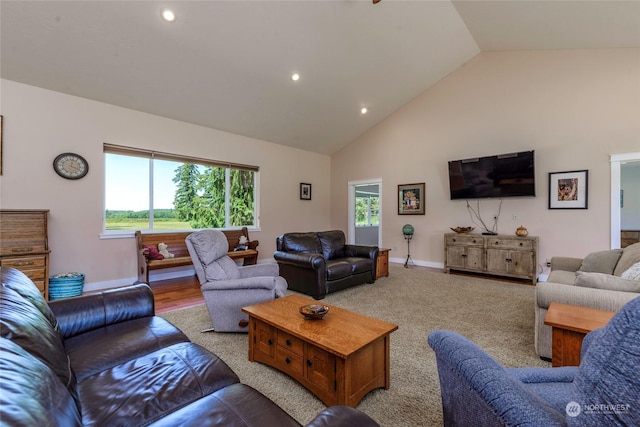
[{"left": 448, "top": 150, "right": 535, "bottom": 200}]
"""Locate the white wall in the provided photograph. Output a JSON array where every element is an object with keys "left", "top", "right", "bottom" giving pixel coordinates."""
[
  {"left": 0, "top": 79, "right": 331, "bottom": 290},
  {"left": 331, "top": 49, "right": 640, "bottom": 273},
  {"left": 621, "top": 162, "right": 640, "bottom": 230}
]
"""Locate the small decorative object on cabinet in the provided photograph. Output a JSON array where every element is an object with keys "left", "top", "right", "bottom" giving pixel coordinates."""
[
  {"left": 515, "top": 225, "right": 529, "bottom": 236},
  {"left": 0, "top": 210, "right": 50, "bottom": 299},
  {"left": 376, "top": 248, "right": 390, "bottom": 279},
  {"left": 444, "top": 233, "right": 538, "bottom": 284}
]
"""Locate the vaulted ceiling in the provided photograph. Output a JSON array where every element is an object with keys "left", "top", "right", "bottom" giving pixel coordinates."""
[{"left": 2, "top": 1, "right": 639, "bottom": 155}]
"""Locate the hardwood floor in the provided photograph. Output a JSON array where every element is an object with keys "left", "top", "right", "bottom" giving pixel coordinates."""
[{"left": 150, "top": 275, "right": 204, "bottom": 314}]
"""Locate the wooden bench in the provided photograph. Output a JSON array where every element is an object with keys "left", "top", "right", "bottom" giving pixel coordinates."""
[{"left": 135, "top": 228, "right": 259, "bottom": 284}]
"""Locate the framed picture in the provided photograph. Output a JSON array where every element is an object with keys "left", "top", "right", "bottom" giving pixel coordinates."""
[
  {"left": 548, "top": 170, "right": 588, "bottom": 209},
  {"left": 398, "top": 183, "right": 425, "bottom": 215},
  {"left": 300, "top": 183, "right": 312, "bottom": 200}
]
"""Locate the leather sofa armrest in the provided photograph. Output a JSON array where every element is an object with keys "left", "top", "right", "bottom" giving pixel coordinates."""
[
  {"left": 344, "top": 244, "right": 378, "bottom": 260},
  {"left": 550, "top": 256, "right": 583, "bottom": 272},
  {"left": 274, "top": 251, "right": 326, "bottom": 270},
  {"left": 305, "top": 406, "right": 380, "bottom": 427},
  {"left": 49, "top": 284, "right": 155, "bottom": 339}
]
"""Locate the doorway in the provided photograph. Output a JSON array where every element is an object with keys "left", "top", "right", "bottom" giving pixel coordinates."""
[
  {"left": 348, "top": 179, "right": 382, "bottom": 246},
  {"left": 610, "top": 152, "right": 640, "bottom": 248}
]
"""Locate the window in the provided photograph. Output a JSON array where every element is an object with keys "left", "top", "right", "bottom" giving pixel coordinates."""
[
  {"left": 104, "top": 144, "right": 258, "bottom": 232},
  {"left": 355, "top": 192, "right": 379, "bottom": 227}
]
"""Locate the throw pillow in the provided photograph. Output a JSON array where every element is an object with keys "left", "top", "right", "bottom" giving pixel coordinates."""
[
  {"left": 621, "top": 261, "right": 640, "bottom": 281},
  {"left": 578, "top": 249, "right": 623, "bottom": 274},
  {"left": 575, "top": 271, "right": 640, "bottom": 293},
  {"left": 143, "top": 245, "right": 164, "bottom": 260}
]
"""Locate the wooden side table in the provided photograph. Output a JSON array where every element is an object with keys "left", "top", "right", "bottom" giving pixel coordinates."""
[
  {"left": 544, "top": 302, "right": 614, "bottom": 367},
  {"left": 376, "top": 248, "right": 390, "bottom": 279}
]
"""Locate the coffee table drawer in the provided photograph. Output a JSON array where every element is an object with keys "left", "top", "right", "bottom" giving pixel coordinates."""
[
  {"left": 277, "top": 331, "right": 303, "bottom": 356},
  {"left": 276, "top": 347, "right": 304, "bottom": 377}
]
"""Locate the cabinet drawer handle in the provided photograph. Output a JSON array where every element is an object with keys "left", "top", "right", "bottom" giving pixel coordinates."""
[
  {"left": 472, "top": 239, "right": 476, "bottom": 243},
  {"left": 307, "top": 359, "right": 313, "bottom": 367},
  {"left": 285, "top": 357, "right": 291, "bottom": 364},
  {"left": 11, "top": 248, "right": 34, "bottom": 253},
  {"left": 452, "top": 238, "right": 456, "bottom": 242},
  {"left": 12, "top": 261, "right": 34, "bottom": 266},
  {"left": 519, "top": 242, "right": 523, "bottom": 246},
  {"left": 268, "top": 339, "right": 273, "bottom": 345},
  {"left": 286, "top": 339, "right": 292, "bottom": 346}
]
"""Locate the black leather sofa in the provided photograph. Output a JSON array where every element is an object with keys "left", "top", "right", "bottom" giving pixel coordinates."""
[
  {"left": 274, "top": 230, "right": 378, "bottom": 300},
  {"left": 0, "top": 267, "right": 379, "bottom": 427}
]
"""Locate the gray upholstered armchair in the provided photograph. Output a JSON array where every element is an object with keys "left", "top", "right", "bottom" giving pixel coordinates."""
[
  {"left": 186, "top": 229, "right": 287, "bottom": 332},
  {"left": 428, "top": 296, "right": 640, "bottom": 426}
]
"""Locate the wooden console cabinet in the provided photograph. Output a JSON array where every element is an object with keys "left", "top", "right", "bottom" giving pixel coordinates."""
[
  {"left": 444, "top": 233, "right": 538, "bottom": 284},
  {"left": 0, "top": 210, "right": 50, "bottom": 299}
]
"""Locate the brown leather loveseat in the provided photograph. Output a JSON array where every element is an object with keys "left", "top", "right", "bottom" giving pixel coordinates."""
[
  {"left": 0, "top": 267, "right": 379, "bottom": 427},
  {"left": 274, "top": 230, "right": 378, "bottom": 300}
]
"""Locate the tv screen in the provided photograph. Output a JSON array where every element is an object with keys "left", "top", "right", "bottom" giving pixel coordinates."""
[{"left": 448, "top": 150, "right": 535, "bottom": 199}]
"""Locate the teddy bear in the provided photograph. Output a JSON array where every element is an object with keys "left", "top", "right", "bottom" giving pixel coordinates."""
[
  {"left": 235, "top": 235, "right": 249, "bottom": 251},
  {"left": 157, "top": 242, "right": 175, "bottom": 259}
]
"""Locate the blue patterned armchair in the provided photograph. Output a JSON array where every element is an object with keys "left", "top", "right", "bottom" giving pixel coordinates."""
[{"left": 428, "top": 296, "right": 640, "bottom": 426}]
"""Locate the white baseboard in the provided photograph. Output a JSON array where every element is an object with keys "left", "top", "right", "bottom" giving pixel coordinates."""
[{"left": 389, "top": 257, "right": 444, "bottom": 269}]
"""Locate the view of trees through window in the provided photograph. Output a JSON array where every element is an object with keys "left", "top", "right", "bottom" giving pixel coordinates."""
[
  {"left": 355, "top": 195, "right": 380, "bottom": 227},
  {"left": 104, "top": 151, "right": 256, "bottom": 231}
]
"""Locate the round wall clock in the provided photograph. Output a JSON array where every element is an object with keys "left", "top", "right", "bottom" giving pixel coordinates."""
[{"left": 53, "top": 153, "right": 89, "bottom": 180}]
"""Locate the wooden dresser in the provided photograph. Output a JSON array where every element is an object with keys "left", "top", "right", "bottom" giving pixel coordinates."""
[
  {"left": 0, "top": 210, "right": 50, "bottom": 300},
  {"left": 444, "top": 233, "right": 538, "bottom": 284}
]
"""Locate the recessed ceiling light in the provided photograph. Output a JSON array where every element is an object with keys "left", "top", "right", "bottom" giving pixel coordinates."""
[
  {"left": 162, "top": 9, "right": 176, "bottom": 22},
  {"left": 361, "top": 107, "right": 368, "bottom": 114},
  {"left": 291, "top": 73, "right": 300, "bottom": 82}
]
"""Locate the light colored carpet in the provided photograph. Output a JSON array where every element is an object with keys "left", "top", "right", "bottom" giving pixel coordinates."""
[{"left": 160, "top": 266, "right": 550, "bottom": 426}]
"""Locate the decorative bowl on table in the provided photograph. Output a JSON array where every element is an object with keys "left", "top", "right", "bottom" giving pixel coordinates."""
[
  {"left": 450, "top": 227, "right": 475, "bottom": 234},
  {"left": 299, "top": 304, "right": 330, "bottom": 320}
]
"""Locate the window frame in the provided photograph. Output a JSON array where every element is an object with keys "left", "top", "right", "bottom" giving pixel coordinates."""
[{"left": 103, "top": 144, "right": 259, "bottom": 235}]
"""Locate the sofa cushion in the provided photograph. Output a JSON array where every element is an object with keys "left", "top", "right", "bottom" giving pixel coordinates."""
[
  {"left": 621, "top": 262, "right": 640, "bottom": 281},
  {"left": 546, "top": 270, "right": 577, "bottom": 285},
  {"left": 0, "top": 275, "right": 78, "bottom": 398},
  {"left": 146, "top": 383, "right": 300, "bottom": 427},
  {"left": 578, "top": 249, "right": 623, "bottom": 274},
  {"left": 0, "top": 338, "right": 82, "bottom": 427},
  {"left": 574, "top": 271, "right": 640, "bottom": 293},
  {"left": 281, "top": 232, "right": 323, "bottom": 254},
  {"left": 347, "top": 257, "right": 374, "bottom": 274},
  {"left": 63, "top": 316, "right": 191, "bottom": 381},
  {"left": 614, "top": 242, "right": 640, "bottom": 276},
  {"left": 77, "top": 342, "right": 240, "bottom": 427},
  {"left": 318, "top": 230, "right": 346, "bottom": 260},
  {"left": 326, "top": 259, "right": 352, "bottom": 281}
]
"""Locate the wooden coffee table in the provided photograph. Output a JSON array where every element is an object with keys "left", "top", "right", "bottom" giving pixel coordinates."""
[
  {"left": 242, "top": 294, "right": 398, "bottom": 407},
  {"left": 544, "top": 302, "right": 615, "bottom": 367}
]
